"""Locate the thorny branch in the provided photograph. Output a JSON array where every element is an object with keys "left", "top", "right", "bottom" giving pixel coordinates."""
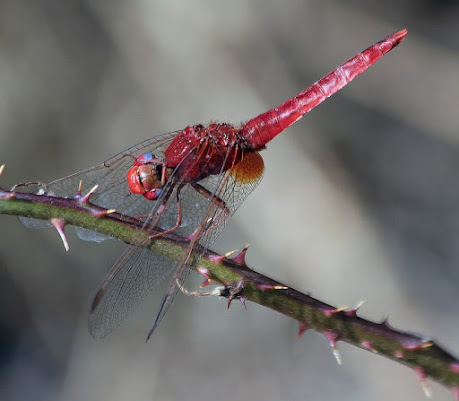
[{"left": 0, "top": 171, "right": 458, "bottom": 398}]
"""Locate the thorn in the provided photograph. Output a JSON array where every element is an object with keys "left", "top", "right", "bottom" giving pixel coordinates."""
[
  {"left": 321, "top": 306, "right": 347, "bottom": 317},
  {"left": 224, "top": 249, "right": 237, "bottom": 258},
  {"left": 197, "top": 266, "right": 211, "bottom": 279},
  {"left": 234, "top": 280, "right": 244, "bottom": 292},
  {"left": 0, "top": 191, "right": 15, "bottom": 200},
  {"left": 50, "top": 218, "right": 69, "bottom": 251},
  {"left": 226, "top": 295, "right": 247, "bottom": 310},
  {"left": 344, "top": 299, "right": 365, "bottom": 317},
  {"left": 227, "top": 297, "right": 233, "bottom": 310},
  {"left": 92, "top": 208, "right": 116, "bottom": 218},
  {"left": 298, "top": 322, "right": 308, "bottom": 338},
  {"left": 176, "top": 279, "right": 195, "bottom": 296},
  {"left": 323, "top": 330, "right": 342, "bottom": 365},
  {"left": 0, "top": 164, "right": 5, "bottom": 177},
  {"left": 414, "top": 366, "right": 432, "bottom": 399},
  {"left": 361, "top": 341, "right": 374, "bottom": 351},
  {"left": 176, "top": 279, "right": 222, "bottom": 298},
  {"left": 231, "top": 244, "right": 249, "bottom": 265},
  {"left": 226, "top": 280, "right": 245, "bottom": 310},
  {"left": 450, "top": 362, "right": 459, "bottom": 374},
  {"left": 79, "top": 184, "right": 98, "bottom": 204},
  {"left": 185, "top": 226, "right": 201, "bottom": 241},
  {"left": 196, "top": 267, "right": 214, "bottom": 287},
  {"left": 200, "top": 278, "right": 212, "bottom": 288},
  {"left": 452, "top": 387, "right": 459, "bottom": 401},
  {"left": 208, "top": 254, "right": 225, "bottom": 263},
  {"left": 421, "top": 382, "right": 433, "bottom": 399},
  {"left": 402, "top": 338, "right": 433, "bottom": 351},
  {"left": 256, "top": 283, "right": 288, "bottom": 291},
  {"left": 394, "top": 350, "right": 404, "bottom": 359},
  {"left": 380, "top": 315, "right": 390, "bottom": 328}
]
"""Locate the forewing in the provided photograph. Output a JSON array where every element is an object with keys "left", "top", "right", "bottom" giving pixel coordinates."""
[
  {"left": 36, "top": 135, "right": 264, "bottom": 338},
  {"left": 89, "top": 143, "right": 264, "bottom": 338},
  {"left": 18, "top": 132, "right": 180, "bottom": 227}
]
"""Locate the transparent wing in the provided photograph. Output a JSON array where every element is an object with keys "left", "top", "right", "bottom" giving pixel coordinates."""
[
  {"left": 18, "top": 129, "right": 264, "bottom": 338},
  {"left": 17, "top": 132, "right": 181, "bottom": 236},
  {"left": 19, "top": 133, "right": 178, "bottom": 211},
  {"left": 88, "top": 142, "right": 264, "bottom": 338},
  {"left": 143, "top": 148, "right": 265, "bottom": 336},
  {"left": 88, "top": 243, "right": 180, "bottom": 339}
]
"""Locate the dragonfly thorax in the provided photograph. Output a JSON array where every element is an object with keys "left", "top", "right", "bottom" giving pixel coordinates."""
[{"left": 164, "top": 123, "right": 244, "bottom": 183}]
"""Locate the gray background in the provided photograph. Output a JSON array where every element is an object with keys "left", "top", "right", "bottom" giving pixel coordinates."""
[{"left": 1, "top": 1, "right": 458, "bottom": 400}]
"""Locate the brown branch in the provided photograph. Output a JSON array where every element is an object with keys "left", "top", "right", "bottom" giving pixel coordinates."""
[{"left": 0, "top": 185, "right": 458, "bottom": 397}]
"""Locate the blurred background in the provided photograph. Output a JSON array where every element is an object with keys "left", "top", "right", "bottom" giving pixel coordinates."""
[{"left": 1, "top": 1, "right": 458, "bottom": 400}]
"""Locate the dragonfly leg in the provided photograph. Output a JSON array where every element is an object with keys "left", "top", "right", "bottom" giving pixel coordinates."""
[
  {"left": 175, "top": 278, "right": 223, "bottom": 297},
  {"left": 11, "top": 181, "right": 49, "bottom": 191},
  {"left": 190, "top": 182, "right": 231, "bottom": 236},
  {"left": 148, "top": 189, "right": 183, "bottom": 239}
]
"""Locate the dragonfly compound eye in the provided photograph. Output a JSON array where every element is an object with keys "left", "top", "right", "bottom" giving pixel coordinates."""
[
  {"left": 134, "top": 153, "right": 155, "bottom": 165},
  {"left": 144, "top": 188, "right": 163, "bottom": 201}
]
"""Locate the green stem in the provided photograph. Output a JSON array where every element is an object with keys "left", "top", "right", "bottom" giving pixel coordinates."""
[{"left": 1, "top": 188, "right": 458, "bottom": 393}]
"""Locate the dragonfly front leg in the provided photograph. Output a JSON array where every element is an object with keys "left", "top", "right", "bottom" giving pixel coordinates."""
[{"left": 148, "top": 187, "right": 183, "bottom": 239}]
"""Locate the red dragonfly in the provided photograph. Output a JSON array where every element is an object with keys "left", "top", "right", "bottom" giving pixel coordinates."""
[{"left": 20, "top": 29, "right": 407, "bottom": 339}]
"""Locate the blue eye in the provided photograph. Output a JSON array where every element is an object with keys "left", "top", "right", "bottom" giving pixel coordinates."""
[{"left": 142, "top": 153, "right": 153, "bottom": 160}]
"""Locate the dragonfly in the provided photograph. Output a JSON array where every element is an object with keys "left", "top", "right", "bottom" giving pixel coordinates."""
[{"left": 18, "top": 29, "right": 407, "bottom": 339}]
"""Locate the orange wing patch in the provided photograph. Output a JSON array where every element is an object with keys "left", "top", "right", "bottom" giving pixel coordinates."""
[{"left": 231, "top": 151, "right": 264, "bottom": 184}]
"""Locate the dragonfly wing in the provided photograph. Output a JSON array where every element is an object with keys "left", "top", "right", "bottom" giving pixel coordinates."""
[
  {"left": 146, "top": 259, "right": 192, "bottom": 340},
  {"left": 88, "top": 243, "right": 179, "bottom": 339},
  {"left": 18, "top": 216, "right": 52, "bottom": 229},
  {"left": 89, "top": 141, "right": 264, "bottom": 338},
  {"left": 143, "top": 149, "right": 265, "bottom": 338},
  {"left": 16, "top": 133, "right": 181, "bottom": 238}
]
